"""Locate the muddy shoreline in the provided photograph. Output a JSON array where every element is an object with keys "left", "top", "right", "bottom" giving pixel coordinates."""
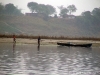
[{"left": 0, "top": 38, "right": 100, "bottom": 47}]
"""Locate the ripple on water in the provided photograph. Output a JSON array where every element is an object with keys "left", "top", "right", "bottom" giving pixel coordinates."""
[{"left": 0, "top": 45, "right": 100, "bottom": 75}]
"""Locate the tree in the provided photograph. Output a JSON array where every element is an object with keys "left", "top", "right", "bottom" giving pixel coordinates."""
[
  {"left": 13, "top": 6, "right": 23, "bottom": 15},
  {"left": 67, "top": 4, "right": 77, "bottom": 15},
  {"left": 0, "top": 3, "right": 4, "bottom": 14},
  {"left": 60, "top": 8, "right": 69, "bottom": 18},
  {"left": 27, "top": 2, "right": 38, "bottom": 13},
  {"left": 58, "top": 5, "right": 64, "bottom": 11},
  {"left": 58, "top": 5, "right": 69, "bottom": 18},
  {"left": 81, "top": 11, "right": 96, "bottom": 25},
  {"left": 82, "top": 11, "right": 91, "bottom": 17},
  {"left": 27, "top": 2, "right": 56, "bottom": 16},
  {"left": 92, "top": 8, "right": 100, "bottom": 16},
  {"left": 5, "top": 3, "right": 16, "bottom": 14},
  {"left": 4, "top": 3, "right": 22, "bottom": 15},
  {"left": 46, "top": 5, "right": 56, "bottom": 15},
  {"left": 92, "top": 8, "right": 100, "bottom": 24},
  {"left": 36, "top": 4, "right": 47, "bottom": 13}
]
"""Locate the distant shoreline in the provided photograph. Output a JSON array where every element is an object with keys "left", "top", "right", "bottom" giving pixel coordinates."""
[
  {"left": 0, "top": 38, "right": 100, "bottom": 47},
  {"left": 0, "top": 34, "right": 100, "bottom": 41}
]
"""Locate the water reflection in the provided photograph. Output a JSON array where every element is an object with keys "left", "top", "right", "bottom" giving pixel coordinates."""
[
  {"left": 0, "top": 44, "right": 100, "bottom": 75},
  {"left": 13, "top": 43, "right": 16, "bottom": 52},
  {"left": 37, "top": 45, "right": 40, "bottom": 51}
]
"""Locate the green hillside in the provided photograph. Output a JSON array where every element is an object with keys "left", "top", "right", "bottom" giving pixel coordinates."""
[
  {"left": 0, "top": 21, "right": 20, "bottom": 33},
  {"left": 0, "top": 15, "right": 100, "bottom": 37}
]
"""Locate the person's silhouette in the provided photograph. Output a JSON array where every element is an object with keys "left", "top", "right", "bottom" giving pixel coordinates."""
[
  {"left": 13, "top": 34, "right": 16, "bottom": 43},
  {"left": 38, "top": 36, "right": 41, "bottom": 46}
]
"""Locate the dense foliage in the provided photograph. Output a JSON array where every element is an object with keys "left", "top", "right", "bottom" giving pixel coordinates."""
[
  {"left": 0, "top": 3, "right": 23, "bottom": 15},
  {"left": 58, "top": 5, "right": 77, "bottom": 18},
  {"left": 76, "top": 7, "right": 100, "bottom": 26},
  {"left": 0, "top": 2, "right": 100, "bottom": 26},
  {"left": 27, "top": 2, "right": 56, "bottom": 16}
]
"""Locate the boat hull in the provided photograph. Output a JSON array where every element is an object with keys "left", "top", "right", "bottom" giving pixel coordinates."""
[{"left": 57, "top": 42, "right": 92, "bottom": 47}]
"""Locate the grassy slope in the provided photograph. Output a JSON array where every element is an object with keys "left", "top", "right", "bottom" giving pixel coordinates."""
[
  {"left": 0, "top": 15, "right": 100, "bottom": 37},
  {"left": 0, "top": 21, "right": 20, "bottom": 33}
]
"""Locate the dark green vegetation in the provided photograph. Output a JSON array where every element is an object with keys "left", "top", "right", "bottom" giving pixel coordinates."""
[
  {"left": 0, "top": 3, "right": 22, "bottom": 15},
  {"left": 27, "top": 2, "right": 56, "bottom": 16},
  {"left": 27, "top": 2, "right": 77, "bottom": 18},
  {"left": 58, "top": 5, "right": 77, "bottom": 18},
  {"left": 0, "top": 2, "right": 100, "bottom": 38},
  {"left": 0, "top": 15, "right": 100, "bottom": 38}
]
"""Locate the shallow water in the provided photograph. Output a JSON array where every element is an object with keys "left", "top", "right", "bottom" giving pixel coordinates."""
[{"left": 0, "top": 43, "right": 100, "bottom": 75}]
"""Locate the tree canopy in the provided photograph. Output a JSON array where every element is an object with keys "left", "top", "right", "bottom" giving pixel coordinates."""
[
  {"left": 58, "top": 5, "right": 77, "bottom": 18},
  {"left": 0, "top": 3, "right": 4, "bottom": 14},
  {"left": 5, "top": 3, "right": 16, "bottom": 14},
  {"left": 27, "top": 2, "right": 38, "bottom": 13},
  {"left": 27, "top": 2, "right": 56, "bottom": 16},
  {"left": 92, "top": 8, "right": 100, "bottom": 16},
  {"left": 82, "top": 11, "right": 91, "bottom": 17},
  {"left": 46, "top": 5, "right": 56, "bottom": 15},
  {"left": 67, "top": 4, "right": 77, "bottom": 15},
  {"left": 76, "top": 7, "right": 100, "bottom": 25},
  {"left": 58, "top": 6, "right": 69, "bottom": 18},
  {"left": 0, "top": 3, "right": 22, "bottom": 15}
]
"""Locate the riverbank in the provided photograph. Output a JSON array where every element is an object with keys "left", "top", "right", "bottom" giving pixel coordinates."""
[{"left": 0, "top": 38, "right": 100, "bottom": 47}]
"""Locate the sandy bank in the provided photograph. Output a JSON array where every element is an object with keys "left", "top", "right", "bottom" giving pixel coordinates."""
[{"left": 0, "top": 38, "right": 100, "bottom": 47}]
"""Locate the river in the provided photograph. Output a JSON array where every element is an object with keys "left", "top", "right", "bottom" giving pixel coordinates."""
[{"left": 0, "top": 43, "right": 100, "bottom": 75}]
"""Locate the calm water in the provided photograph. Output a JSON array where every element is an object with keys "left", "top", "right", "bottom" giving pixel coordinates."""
[{"left": 0, "top": 43, "right": 100, "bottom": 75}]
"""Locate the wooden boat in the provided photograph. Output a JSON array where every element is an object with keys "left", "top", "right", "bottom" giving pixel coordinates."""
[{"left": 57, "top": 42, "right": 92, "bottom": 47}]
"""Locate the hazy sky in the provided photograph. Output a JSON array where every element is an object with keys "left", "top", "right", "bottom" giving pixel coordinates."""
[{"left": 1, "top": 0, "right": 100, "bottom": 15}]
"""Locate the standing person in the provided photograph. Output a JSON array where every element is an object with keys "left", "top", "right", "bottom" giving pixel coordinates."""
[
  {"left": 38, "top": 36, "right": 41, "bottom": 46},
  {"left": 13, "top": 34, "right": 16, "bottom": 43}
]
